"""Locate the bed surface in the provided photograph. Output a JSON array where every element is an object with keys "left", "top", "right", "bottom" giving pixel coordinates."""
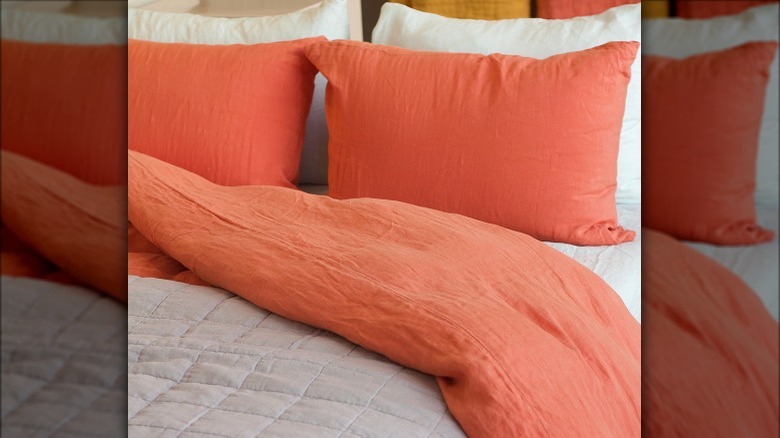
[
  {"left": 1, "top": 276, "right": 126, "bottom": 436},
  {"left": 686, "top": 203, "right": 779, "bottom": 319},
  {"left": 128, "top": 275, "right": 465, "bottom": 437},
  {"left": 127, "top": 167, "right": 641, "bottom": 437}
]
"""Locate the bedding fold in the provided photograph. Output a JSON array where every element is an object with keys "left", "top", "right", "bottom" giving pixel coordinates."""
[
  {"left": 0, "top": 150, "right": 126, "bottom": 301},
  {"left": 128, "top": 150, "right": 640, "bottom": 437},
  {"left": 643, "top": 229, "right": 778, "bottom": 436}
]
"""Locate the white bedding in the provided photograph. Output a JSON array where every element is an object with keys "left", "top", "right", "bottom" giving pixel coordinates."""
[
  {"left": 128, "top": 276, "right": 465, "bottom": 438},
  {"left": 1, "top": 276, "right": 126, "bottom": 437},
  {"left": 686, "top": 203, "right": 779, "bottom": 319}
]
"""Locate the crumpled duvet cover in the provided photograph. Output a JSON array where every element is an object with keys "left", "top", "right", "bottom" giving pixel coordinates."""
[
  {"left": 643, "top": 229, "right": 778, "bottom": 436},
  {"left": 0, "top": 150, "right": 126, "bottom": 301},
  {"left": 128, "top": 150, "right": 641, "bottom": 437}
]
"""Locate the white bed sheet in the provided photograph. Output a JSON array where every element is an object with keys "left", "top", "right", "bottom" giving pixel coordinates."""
[{"left": 686, "top": 203, "right": 779, "bottom": 320}]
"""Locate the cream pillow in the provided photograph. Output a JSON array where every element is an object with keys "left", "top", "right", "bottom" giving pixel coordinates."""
[
  {"left": 128, "top": 0, "right": 350, "bottom": 185},
  {"left": 1, "top": 6, "right": 125, "bottom": 44},
  {"left": 373, "top": 3, "right": 642, "bottom": 204}
]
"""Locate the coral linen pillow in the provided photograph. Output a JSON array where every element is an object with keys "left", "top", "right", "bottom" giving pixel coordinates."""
[
  {"left": 1, "top": 40, "right": 125, "bottom": 185},
  {"left": 643, "top": 42, "right": 777, "bottom": 244},
  {"left": 128, "top": 37, "right": 321, "bottom": 187},
  {"left": 535, "top": 0, "right": 639, "bottom": 18},
  {"left": 676, "top": 1, "right": 778, "bottom": 18},
  {"left": 305, "top": 40, "right": 638, "bottom": 245},
  {"left": 128, "top": 0, "right": 350, "bottom": 185},
  {"left": 372, "top": 3, "right": 642, "bottom": 204}
]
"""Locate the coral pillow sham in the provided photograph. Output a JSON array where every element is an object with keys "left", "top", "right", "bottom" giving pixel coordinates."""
[
  {"left": 128, "top": 37, "right": 322, "bottom": 187},
  {"left": 643, "top": 42, "right": 777, "bottom": 244},
  {"left": 1, "top": 39, "right": 125, "bottom": 185},
  {"left": 676, "top": 1, "right": 778, "bottom": 18},
  {"left": 535, "top": 0, "right": 639, "bottom": 19},
  {"left": 129, "top": 0, "right": 349, "bottom": 185},
  {"left": 306, "top": 40, "right": 638, "bottom": 245},
  {"left": 372, "top": 3, "right": 642, "bottom": 204}
]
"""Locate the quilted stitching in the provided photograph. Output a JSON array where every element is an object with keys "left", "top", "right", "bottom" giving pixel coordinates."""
[
  {"left": 1, "top": 276, "right": 127, "bottom": 437},
  {"left": 128, "top": 276, "right": 465, "bottom": 437}
]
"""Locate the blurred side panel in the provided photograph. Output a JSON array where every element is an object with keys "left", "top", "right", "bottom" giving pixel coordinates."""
[
  {"left": 642, "top": 3, "right": 779, "bottom": 436},
  {"left": 1, "top": 1, "right": 127, "bottom": 437}
]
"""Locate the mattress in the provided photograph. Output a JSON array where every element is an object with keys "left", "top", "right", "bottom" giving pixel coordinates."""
[
  {"left": 686, "top": 203, "right": 779, "bottom": 319},
  {"left": 128, "top": 275, "right": 466, "bottom": 437},
  {"left": 300, "top": 185, "right": 643, "bottom": 321},
  {"left": 0, "top": 276, "right": 126, "bottom": 437}
]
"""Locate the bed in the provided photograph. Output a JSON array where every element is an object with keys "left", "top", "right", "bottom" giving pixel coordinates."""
[
  {"left": 126, "top": 179, "right": 642, "bottom": 436},
  {"left": 123, "top": 149, "right": 642, "bottom": 437},
  {"left": 122, "top": 1, "right": 644, "bottom": 436},
  {"left": 1, "top": 5, "right": 128, "bottom": 434},
  {"left": 127, "top": 201, "right": 642, "bottom": 436}
]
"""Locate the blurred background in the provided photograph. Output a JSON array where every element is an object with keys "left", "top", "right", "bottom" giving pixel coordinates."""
[{"left": 2, "top": 1, "right": 126, "bottom": 436}]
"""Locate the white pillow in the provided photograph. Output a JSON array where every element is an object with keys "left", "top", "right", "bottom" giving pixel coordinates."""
[
  {"left": 643, "top": 4, "right": 779, "bottom": 205},
  {"left": 372, "top": 3, "right": 642, "bottom": 204},
  {"left": 128, "top": 0, "right": 350, "bottom": 185},
  {"left": 1, "top": 7, "right": 125, "bottom": 44}
]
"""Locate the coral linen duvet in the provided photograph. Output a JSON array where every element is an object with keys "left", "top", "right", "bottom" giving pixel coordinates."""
[{"left": 127, "top": 151, "right": 640, "bottom": 437}]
